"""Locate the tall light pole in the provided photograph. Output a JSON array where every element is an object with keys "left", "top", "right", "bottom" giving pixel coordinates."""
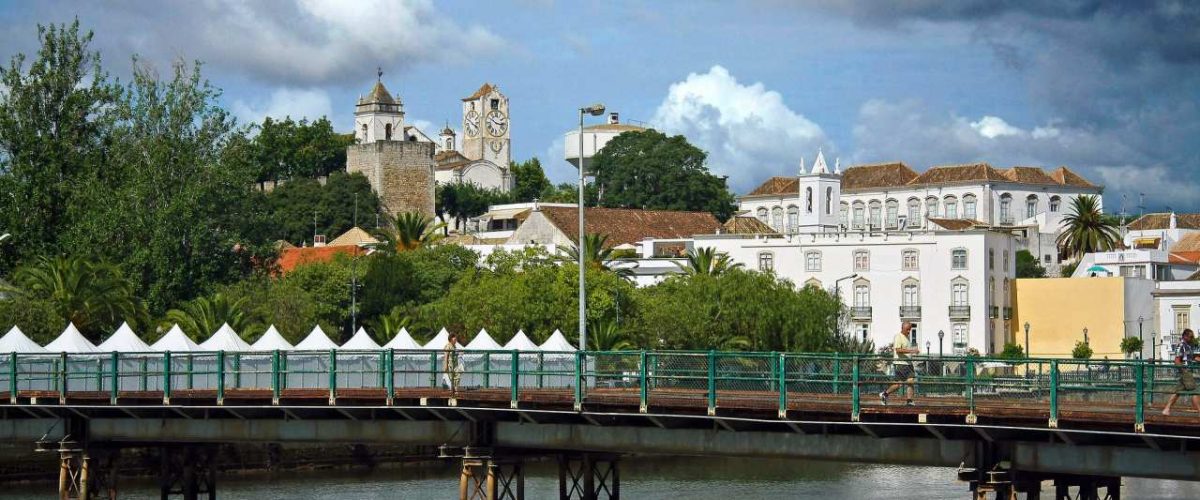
[
  {"left": 1024, "top": 321, "right": 1031, "bottom": 358},
  {"left": 1138, "top": 316, "right": 1144, "bottom": 359},
  {"left": 577, "top": 103, "right": 605, "bottom": 351}
]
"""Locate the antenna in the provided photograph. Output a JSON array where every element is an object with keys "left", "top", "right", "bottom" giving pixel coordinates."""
[
  {"left": 1138, "top": 192, "right": 1145, "bottom": 218},
  {"left": 377, "top": 66, "right": 383, "bottom": 81}
]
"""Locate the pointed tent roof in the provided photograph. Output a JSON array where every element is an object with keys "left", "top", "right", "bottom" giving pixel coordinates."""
[
  {"left": 0, "top": 326, "right": 47, "bottom": 353},
  {"left": 539, "top": 330, "right": 576, "bottom": 352},
  {"left": 98, "top": 322, "right": 152, "bottom": 352},
  {"left": 199, "top": 323, "right": 251, "bottom": 352},
  {"left": 422, "top": 328, "right": 463, "bottom": 349},
  {"left": 251, "top": 325, "right": 293, "bottom": 351},
  {"left": 810, "top": 149, "right": 830, "bottom": 174},
  {"left": 383, "top": 327, "right": 422, "bottom": 350},
  {"left": 151, "top": 325, "right": 200, "bottom": 352},
  {"left": 45, "top": 323, "right": 99, "bottom": 353},
  {"left": 464, "top": 328, "right": 502, "bottom": 350},
  {"left": 503, "top": 330, "right": 539, "bottom": 351},
  {"left": 342, "top": 327, "right": 382, "bottom": 350},
  {"left": 327, "top": 227, "right": 379, "bottom": 248},
  {"left": 358, "top": 79, "right": 397, "bottom": 105},
  {"left": 294, "top": 325, "right": 339, "bottom": 350}
]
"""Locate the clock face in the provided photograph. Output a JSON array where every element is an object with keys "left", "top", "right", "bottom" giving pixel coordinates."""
[
  {"left": 486, "top": 110, "right": 508, "bottom": 136},
  {"left": 489, "top": 139, "right": 504, "bottom": 153},
  {"left": 464, "top": 111, "right": 480, "bottom": 137}
]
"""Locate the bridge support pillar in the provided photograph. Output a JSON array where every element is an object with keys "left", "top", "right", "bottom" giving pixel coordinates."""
[
  {"left": 158, "top": 445, "right": 218, "bottom": 500},
  {"left": 558, "top": 453, "right": 619, "bottom": 500},
  {"left": 459, "top": 456, "right": 524, "bottom": 500}
]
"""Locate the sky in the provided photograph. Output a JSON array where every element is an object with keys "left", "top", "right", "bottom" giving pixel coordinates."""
[{"left": 1, "top": 0, "right": 1197, "bottom": 212}]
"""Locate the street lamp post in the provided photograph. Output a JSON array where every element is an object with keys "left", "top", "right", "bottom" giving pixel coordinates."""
[
  {"left": 1024, "top": 322, "right": 1031, "bottom": 358},
  {"left": 1083, "top": 327, "right": 1089, "bottom": 346},
  {"left": 937, "top": 330, "right": 944, "bottom": 376},
  {"left": 577, "top": 103, "right": 605, "bottom": 352},
  {"left": 1138, "top": 316, "right": 1145, "bottom": 359}
]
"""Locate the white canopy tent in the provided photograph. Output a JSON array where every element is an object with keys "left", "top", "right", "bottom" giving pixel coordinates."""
[
  {"left": 45, "top": 323, "right": 99, "bottom": 353},
  {"left": 464, "top": 328, "right": 503, "bottom": 350},
  {"left": 250, "top": 325, "right": 293, "bottom": 351},
  {"left": 98, "top": 322, "right": 152, "bottom": 352},
  {"left": 294, "top": 325, "right": 339, "bottom": 350},
  {"left": 503, "top": 330, "right": 539, "bottom": 351},
  {"left": 0, "top": 326, "right": 47, "bottom": 353},
  {"left": 539, "top": 330, "right": 576, "bottom": 352},
  {"left": 382, "top": 327, "right": 421, "bottom": 350},
  {"left": 151, "top": 325, "right": 200, "bottom": 352},
  {"left": 199, "top": 323, "right": 251, "bottom": 352},
  {"left": 422, "top": 328, "right": 462, "bottom": 350},
  {"left": 342, "top": 327, "right": 381, "bottom": 350}
]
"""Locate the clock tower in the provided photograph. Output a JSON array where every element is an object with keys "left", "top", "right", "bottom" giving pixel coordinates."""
[{"left": 461, "top": 83, "right": 510, "bottom": 166}]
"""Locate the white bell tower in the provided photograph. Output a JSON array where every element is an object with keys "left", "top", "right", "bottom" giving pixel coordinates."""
[
  {"left": 797, "top": 149, "right": 841, "bottom": 231},
  {"left": 354, "top": 68, "right": 404, "bottom": 143}
]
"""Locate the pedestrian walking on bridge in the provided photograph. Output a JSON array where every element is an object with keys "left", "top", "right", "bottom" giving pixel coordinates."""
[
  {"left": 881, "top": 322, "right": 919, "bottom": 406},
  {"left": 1162, "top": 329, "right": 1200, "bottom": 416}
]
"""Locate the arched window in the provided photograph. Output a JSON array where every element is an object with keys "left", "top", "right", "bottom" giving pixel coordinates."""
[
  {"left": 826, "top": 187, "right": 833, "bottom": 214},
  {"left": 805, "top": 278, "right": 823, "bottom": 289},
  {"left": 885, "top": 199, "right": 899, "bottom": 229},
  {"left": 925, "top": 196, "right": 939, "bottom": 220},
  {"left": 952, "top": 248, "right": 968, "bottom": 269},
  {"left": 1049, "top": 195, "right": 1061, "bottom": 212},
  {"left": 852, "top": 201, "right": 865, "bottom": 229},
  {"left": 1003, "top": 278, "right": 1010, "bottom": 304},
  {"left": 902, "top": 249, "right": 919, "bottom": 271},
  {"left": 951, "top": 279, "right": 969, "bottom": 307},
  {"left": 758, "top": 251, "right": 775, "bottom": 272},
  {"left": 963, "top": 194, "right": 978, "bottom": 220},
  {"left": 805, "top": 251, "right": 822, "bottom": 271},
  {"left": 906, "top": 198, "right": 921, "bottom": 228},
  {"left": 839, "top": 202, "right": 849, "bottom": 228},
  {"left": 944, "top": 195, "right": 959, "bottom": 219},
  {"left": 384, "top": 123, "right": 393, "bottom": 140},
  {"left": 1026, "top": 194, "right": 1039, "bottom": 219},
  {"left": 901, "top": 278, "right": 920, "bottom": 308},
  {"left": 805, "top": 187, "right": 813, "bottom": 213},
  {"left": 999, "top": 193, "right": 1013, "bottom": 224},
  {"left": 771, "top": 207, "right": 784, "bottom": 231},
  {"left": 361, "top": 123, "right": 369, "bottom": 141},
  {"left": 853, "top": 281, "right": 870, "bottom": 307},
  {"left": 854, "top": 249, "right": 870, "bottom": 271},
  {"left": 868, "top": 200, "right": 882, "bottom": 228},
  {"left": 787, "top": 205, "right": 799, "bottom": 233},
  {"left": 756, "top": 207, "right": 768, "bottom": 223}
]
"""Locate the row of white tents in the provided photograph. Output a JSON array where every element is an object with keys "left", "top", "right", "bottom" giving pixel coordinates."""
[{"left": 0, "top": 322, "right": 578, "bottom": 354}]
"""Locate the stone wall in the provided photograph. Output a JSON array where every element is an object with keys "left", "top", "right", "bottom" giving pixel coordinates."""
[{"left": 347, "top": 141, "right": 436, "bottom": 217}]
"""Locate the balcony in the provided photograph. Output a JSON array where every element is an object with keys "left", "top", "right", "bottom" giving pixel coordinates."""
[
  {"left": 849, "top": 306, "right": 873, "bottom": 320},
  {"left": 999, "top": 215, "right": 1014, "bottom": 226},
  {"left": 949, "top": 305, "right": 971, "bottom": 319},
  {"left": 899, "top": 306, "right": 922, "bottom": 319}
]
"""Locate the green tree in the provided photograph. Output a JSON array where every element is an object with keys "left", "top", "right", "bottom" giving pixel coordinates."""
[
  {"left": 674, "top": 247, "right": 743, "bottom": 276},
  {"left": 589, "top": 319, "right": 634, "bottom": 351},
  {"left": 1120, "top": 337, "right": 1144, "bottom": 358},
  {"left": 366, "top": 306, "right": 412, "bottom": 342},
  {"left": 1057, "top": 195, "right": 1119, "bottom": 262},
  {"left": 1015, "top": 249, "right": 1047, "bottom": 279},
  {"left": 359, "top": 253, "right": 421, "bottom": 323},
  {"left": 163, "top": 292, "right": 255, "bottom": 341},
  {"left": 374, "top": 212, "right": 446, "bottom": 253},
  {"left": 251, "top": 116, "right": 352, "bottom": 184},
  {"left": 555, "top": 233, "right": 635, "bottom": 278},
  {"left": 283, "top": 254, "right": 357, "bottom": 341},
  {"left": 1072, "top": 340, "right": 1094, "bottom": 360},
  {"left": 998, "top": 342, "right": 1026, "bottom": 360},
  {"left": 219, "top": 277, "right": 321, "bottom": 344},
  {"left": 264, "top": 172, "right": 380, "bottom": 245},
  {"left": 0, "top": 297, "right": 65, "bottom": 345},
  {"left": 510, "top": 157, "right": 552, "bottom": 202},
  {"left": 591, "top": 129, "right": 736, "bottom": 221},
  {"left": 1, "top": 255, "right": 143, "bottom": 340},
  {"left": 435, "top": 182, "right": 511, "bottom": 232}
]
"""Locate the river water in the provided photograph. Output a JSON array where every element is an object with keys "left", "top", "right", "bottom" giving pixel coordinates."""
[{"left": 2, "top": 457, "right": 1198, "bottom": 499}]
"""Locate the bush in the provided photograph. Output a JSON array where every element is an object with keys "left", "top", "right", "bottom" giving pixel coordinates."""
[
  {"left": 1120, "top": 337, "right": 1144, "bottom": 357},
  {"left": 0, "top": 297, "right": 66, "bottom": 344},
  {"left": 998, "top": 342, "right": 1026, "bottom": 359},
  {"left": 1072, "top": 341, "right": 1093, "bottom": 359}
]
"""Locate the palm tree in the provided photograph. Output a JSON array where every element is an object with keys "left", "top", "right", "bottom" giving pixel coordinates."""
[
  {"left": 366, "top": 305, "right": 411, "bottom": 341},
  {"left": 588, "top": 320, "right": 634, "bottom": 351},
  {"left": 163, "top": 293, "right": 254, "bottom": 341},
  {"left": 373, "top": 211, "right": 446, "bottom": 253},
  {"left": 1057, "top": 195, "right": 1119, "bottom": 261},
  {"left": 1, "top": 255, "right": 143, "bottom": 339},
  {"left": 674, "top": 247, "right": 743, "bottom": 276},
  {"left": 556, "top": 233, "right": 636, "bottom": 278}
]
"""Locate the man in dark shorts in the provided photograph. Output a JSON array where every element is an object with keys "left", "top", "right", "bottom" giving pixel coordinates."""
[
  {"left": 1163, "top": 329, "right": 1200, "bottom": 416},
  {"left": 881, "top": 322, "right": 920, "bottom": 406}
]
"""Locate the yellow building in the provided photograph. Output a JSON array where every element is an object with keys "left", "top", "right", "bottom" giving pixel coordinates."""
[{"left": 1010, "top": 277, "right": 1154, "bottom": 358}]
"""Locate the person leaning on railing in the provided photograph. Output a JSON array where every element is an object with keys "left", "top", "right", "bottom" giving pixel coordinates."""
[{"left": 1162, "top": 329, "right": 1200, "bottom": 416}]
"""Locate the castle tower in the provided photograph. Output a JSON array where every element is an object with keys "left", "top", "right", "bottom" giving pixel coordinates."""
[
  {"left": 439, "top": 124, "right": 456, "bottom": 153},
  {"left": 461, "top": 83, "right": 510, "bottom": 166},
  {"left": 797, "top": 149, "right": 841, "bottom": 231},
  {"left": 345, "top": 73, "right": 435, "bottom": 217}
]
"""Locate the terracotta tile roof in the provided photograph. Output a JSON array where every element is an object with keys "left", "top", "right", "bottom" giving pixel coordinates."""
[
  {"left": 583, "top": 123, "right": 645, "bottom": 133},
  {"left": 537, "top": 207, "right": 722, "bottom": 247},
  {"left": 462, "top": 83, "right": 497, "bottom": 101},
  {"left": 1171, "top": 233, "right": 1200, "bottom": 253},
  {"left": 1000, "top": 166, "right": 1059, "bottom": 185},
  {"left": 1128, "top": 213, "right": 1200, "bottom": 231},
  {"left": 1050, "top": 166, "right": 1096, "bottom": 188},
  {"left": 910, "top": 163, "right": 1007, "bottom": 185},
  {"left": 277, "top": 246, "right": 364, "bottom": 274},
  {"left": 722, "top": 215, "right": 779, "bottom": 235},
  {"left": 327, "top": 227, "right": 379, "bottom": 247},
  {"left": 435, "top": 151, "right": 473, "bottom": 171},
  {"left": 1168, "top": 252, "right": 1200, "bottom": 265},
  {"left": 927, "top": 218, "right": 987, "bottom": 231},
  {"left": 840, "top": 162, "right": 919, "bottom": 190},
  {"left": 746, "top": 177, "right": 800, "bottom": 196}
]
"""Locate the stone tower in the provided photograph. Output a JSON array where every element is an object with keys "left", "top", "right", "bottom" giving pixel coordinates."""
[
  {"left": 461, "top": 83, "right": 510, "bottom": 166},
  {"left": 345, "top": 75, "right": 435, "bottom": 217},
  {"left": 438, "top": 124, "right": 456, "bottom": 153},
  {"left": 796, "top": 149, "right": 842, "bottom": 232}
]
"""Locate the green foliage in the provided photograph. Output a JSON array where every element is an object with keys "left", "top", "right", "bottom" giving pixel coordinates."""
[
  {"left": 509, "top": 157, "right": 552, "bottom": 202},
  {"left": 282, "top": 254, "right": 358, "bottom": 341},
  {"left": 373, "top": 212, "right": 446, "bottom": 253},
  {"left": 1120, "top": 336, "right": 1144, "bottom": 357},
  {"left": 998, "top": 342, "right": 1026, "bottom": 360},
  {"left": 674, "top": 247, "right": 743, "bottom": 276},
  {"left": 0, "top": 297, "right": 66, "bottom": 344},
  {"left": 435, "top": 182, "right": 511, "bottom": 232},
  {"left": 555, "top": 234, "right": 635, "bottom": 278},
  {"left": 366, "top": 306, "right": 411, "bottom": 342},
  {"left": 1, "top": 255, "right": 143, "bottom": 340},
  {"left": 263, "top": 172, "right": 380, "bottom": 245},
  {"left": 162, "top": 292, "right": 255, "bottom": 341},
  {"left": 219, "top": 277, "right": 321, "bottom": 344},
  {"left": 539, "top": 182, "right": 597, "bottom": 205},
  {"left": 359, "top": 253, "right": 420, "bottom": 323},
  {"left": 250, "top": 116, "right": 352, "bottom": 183},
  {"left": 1072, "top": 340, "right": 1094, "bottom": 360},
  {"left": 591, "top": 129, "right": 736, "bottom": 221},
  {"left": 589, "top": 319, "right": 634, "bottom": 351},
  {"left": 1061, "top": 261, "right": 1079, "bottom": 277},
  {"left": 1057, "top": 195, "right": 1119, "bottom": 262},
  {"left": 1015, "top": 250, "right": 1046, "bottom": 279}
]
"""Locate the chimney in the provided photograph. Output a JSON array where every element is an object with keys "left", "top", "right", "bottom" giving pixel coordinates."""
[
  {"left": 1170, "top": 212, "right": 1178, "bottom": 230},
  {"left": 608, "top": 112, "right": 619, "bottom": 125},
  {"left": 314, "top": 235, "right": 326, "bottom": 247}
]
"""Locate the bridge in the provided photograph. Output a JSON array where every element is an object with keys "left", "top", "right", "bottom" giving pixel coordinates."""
[{"left": 2, "top": 349, "right": 1198, "bottom": 499}]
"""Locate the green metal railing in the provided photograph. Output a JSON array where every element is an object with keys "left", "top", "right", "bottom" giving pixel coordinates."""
[{"left": 0, "top": 350, "right": 1190, "bottom": 432}]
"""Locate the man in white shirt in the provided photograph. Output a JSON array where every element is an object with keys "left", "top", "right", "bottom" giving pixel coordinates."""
[{"left": 880, "top": 322, "right": 919, "bottom": 406}]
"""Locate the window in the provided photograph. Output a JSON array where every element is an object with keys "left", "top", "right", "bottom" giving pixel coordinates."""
[
  {"left": 868, "top": 201, "right": 882, "bottom": 228},
  {"left": 1003, "top": 250, "right": 1009, "bottom": 271},
  {"left": 902, "top": 281, "right": 919, "bottom": 307},
  {"left": 805, "top": 251, "right": 821, "bottom": 271},
  {"left": 963, "top": 194, "right": 977, "bottom": 220},
  {"left": 490, "top": 98, "right": 500, "bottom": 110},
  {"left": 839, "top": 202, "right": 849, "bottom": 228},
  {"left": 907, "top": 198, "right": 921, "bottom": 227},
  {"left": 1026, "top": 195, "right": 1039, "bottom": 219},
  {"left": 384, "top": 123, "right": 393, "bottom": 140},
  {"left": 805, "top": 278, "right": 823, "bottom": 289},
  {"left": 952, "top": 323, "right": 968, "bottom": 353},
  {"left": 787, "top": 206, "right": 799, "bottom": 233},
  {"left": 1044, "top": 254, "right": 1052, "bottom": 264},
  {"left": 952, "top": 248, "right": 968, "bottom": 269},
  {"left": 361, "top": 123, "right": 369, "bottom": 140},
  {"left": 885, "top": 200, "right": 899, "bottom": 229},
  {"left": 925, "top": 197, "right": 939, "bottom": 220},
  {"left": 826, "top": 187, "right": 833, "bottom": 214},
  {"left": 855, "top": 323, "right": 869, "bottom": 343},
  {"left": 944, "top": 195, "right": 958, "bottom": 219},
  {"left": 771, "top": 207, "right": 784, "bottom": 231},
  {"left": 1174, "top": 307, "right": 1190, "bottom": 335},
  {"left": 989, "top": 249, "right": 995, "bottom": 270},
  {"left": 1003, "top": 278, "right": 1010, "bottom": 304},
  {"left": 854, "top": 283, "right": 870, "bottom": 307},
  {"left": 756, "top": 207, "right": 768, "bottom": 223},
  {"left": 1049, "top": 196, "right": 1061, "bottom": 212},
  {"left": 902, "top": 249, "right": 919, "bottom": 271},
  {"left": 999, "top": 193, "right": 1012, "bottom": 223},
  {"left": 854, "top": 250, "right": 870, "bottom": 271},
  {"left": 758, "top": 251, "right": 775, "bottom": 272},
  {"left": 805, "top": 188, "right": 813, "bottom": 213},
  {"left": 951, "top": 281, "right": 969, "bottom": 307},
  {"left": 852, "top": 202, "right": 865, "bottom": 229},
  {"left": 1119, "top": 265, "right": 1146, "bottom": 278}
]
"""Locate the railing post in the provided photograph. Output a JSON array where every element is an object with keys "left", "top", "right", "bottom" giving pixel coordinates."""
[
  {"left": 510, "top": 351, "right": 519, "bottom": 409},
  {"left": 216, "top": 351, "right": 226, "bottom": 406},
  {"left": 850, "top": 355, "right": 860, "bottom": 422},
  {"left": 234, "top": 353, "right": 242, "bottom": 389},
  {"left": 95, "top": 357, "right": 102, "bottom": 391},
  {"left": 429, "top": 351, "right": 438, "bottom": 388},
  {"left": 271, "top": 350, "right": 281, "bottom": 405},
  {"left": 833, "top": 353, "right": 841, "bottom": 394},
  {"left": 385, "top": 349, "right": 395, "bottom": 406},
  {"left": 109, "top": 352, "right": 119, "bottom": 405},
  {"left": 8, "top": 352, "right": 17, "bottom": 404},
  {"left": 707, "top": 350, "right": 717, "bottom": 416},
  {"left": 186, "top": 354, "right": 194, "bottom": 390},
  {"left": 1135, "top": 361, "right": 1145, "bottom": 433},
  {"left": 484, "top": 352, "right": 491, "bottom": 389},
  {"left": 573, "top": 351, "right": 583, "bottom": 412},
  {"left": 328, "top": 349, "right": 337, "bottom": 405},
  {"left": 1049, "top": 360, "right": 1059, "bottom": 428},
  {"left": 639, "top": 350, "right": 648, "bottom": 413},
  {"left": 777, "top": 352, "right": 787, "bottom": 419},
  {"left": 537, "top": 351, "right": 545, "bottom": 389},
  {"left": 58, "top": 352, "right": 68, "bottom": 405},
  {"left": 964, "top": 357, "right": 975, "bottom": 424},
  {"left": 162, "top": 351, "right": 172, "bottom": 405},
  {"left": 139, "top": 357, "right": 147, "bottom": 392}
]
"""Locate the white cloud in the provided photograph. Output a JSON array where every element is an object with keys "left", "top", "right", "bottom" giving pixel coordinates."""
[
  {"left": 232, "top": 87, "right": 333, "bottom": 125},
  {"left": 970, "top": 116, "right": 1022, "bottom": 139},
  {"left": 651, "top": 65, "right": 830, "bottom": 192}
]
